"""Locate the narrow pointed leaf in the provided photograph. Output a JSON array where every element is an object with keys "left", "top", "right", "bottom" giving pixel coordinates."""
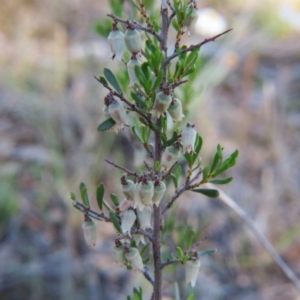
[
  {"left": 110, "top": 193, "right": 119, "bottom": 206},
  {"left": 132, "top": 126, "right": 143, "bottom": 143},
  {"left": 140, "top": 243, "right": 150, "bottom": 256},
  {"left": 97, "top": 118, "right": 116, "bottom": 131},
  {"left": 109, "top": 210, "right": 122, "bottom": 233},
  {"left": 104, "top": 68, "right": 122, "bottom": 93},
  {"left": 70, "top": 192, "right": 76, "bottom": 201},
  {"left": 96, "top": 183, "right": 105, "bottom": 210},
  {"left": 198, "top": 249, "right": 216, "bottom": 256},
  {"left": 79, "top": 182, "right": 90, "bottom": 207},
  {"left": 192, "top": 188, "right": 219, "bottom": 198},
  {"left": 209, "top": 177, "right": 233, "bottom": 185}
]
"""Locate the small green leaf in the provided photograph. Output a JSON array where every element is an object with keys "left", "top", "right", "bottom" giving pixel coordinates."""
[
  {"left": 97, "top": 118, "right": 116, "bottom": 131},
  {"left": 132, "top": 126, "right": 143, "bottom": 143},
  {"left": 104, "top": 68, "right": 122, "bottom": 93},
  {"left": 143, "top": 256, "right": 151, "bottom": 264},
  {"left": 131, "top": 92, "right": 146, "bottom": 108},
  {"left": 184, "top": 134, "right": 203, "bottom": 167},
  {"left": 99, "top": 76, "right": 108, "bottom": 86},
  {"left": 96, "top": 183, "right": 105, "bottom": 210},
  {"left": 202, "top": 166, "right": 210, "bottom": 182},
  {"left": 141, "top": 126, "right": 151, "bottom": 143},
  {"left": 171, "top": 18, "right": 180, "bottom": 31},
  {"left": 166, "top": 130, "right": 179, "bottom": 146},
  {"left": 209, "top": 177, "right": 233, "bottom": 185},
  {"left": 170, "top": 173, "right": 178, "bottom": 188},
  {"left": 198, "top": 249, "right": 216, "bottom": 256},
  {"left": 70, "top": 192, "right": 76, "bottom": 201},
  {"left": 210, "top": 144, "right": 222, "bottom": 173},
  {"left": 152, "top": 70, "right": 163, "bottom": 91},
  {"left": 109, "top": 211, "right": 122, "bottom": 233},
  {"left": 176, "top": 246, "right": 184, "bottom": 260},
  {"left": 79, "top": 182, "right": 90, "bottom": 207},
  {"left": 110, "top": 193, "right": 119, "bottom": 206},
  {"left": 192, "top": 188, "right": 219, "bottom": 198},
  {"left": 140, "top": 244, "right": 150, "bottom": 256}
]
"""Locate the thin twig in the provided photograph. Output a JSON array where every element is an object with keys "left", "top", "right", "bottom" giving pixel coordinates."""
[
  {"left": 160, "top": 258, "right": 181, "bottom": 269},
  {"left": 168, "top": 79, "right": 189, "bottom": 89},
  {"left": 107, "top": 14, "right": 161, "bottom": 41},
  {"left": 162, "top": 162, "right": 177, "bottom": 181},
  {"left": 104, "top": 159, "right": 137, "bottom": 176},
  {"left": 143, "top": 265, "right": 155, "bottom": 286},
  {"left": 165, "top": 29, "right": 233, "bottom": 64},
  {"left": 205, "top": 183, "right": 300, "bottom": 294},
  {"left": 72, "top": 201, "right": 111, "bottom": 222},
  {"left": 161, "top": 168, "right": 203, "bottom": 215}
]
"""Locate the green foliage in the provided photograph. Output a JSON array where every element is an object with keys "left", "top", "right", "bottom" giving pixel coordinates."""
[
  {"left": 184, "top": 134, "right": 203, "bottom": 167},
  {"left": 127, "top": 287, "right": 143, "bottom": 300},
  {"left": 97, "top": 118, "right": 116, "bottom": 132},
  {"left": 109, "top": 210, "right": 122, "bottom": 233},
  {"left": 79, "top": 182, "right": 90, "bottom": 207},
  {"left": 96, "top": 183, "right": 105, "bottom": 210},
  {"left": 192, "top": 188, "right": 219, "bottom": 198},
  {"left": 104, "top": 68, "right": 123, "bottom": 94}
]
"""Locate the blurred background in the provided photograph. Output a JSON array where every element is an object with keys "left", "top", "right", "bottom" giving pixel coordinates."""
[{"left": 0, "top": 0, "right": 300, "bottom": 299}]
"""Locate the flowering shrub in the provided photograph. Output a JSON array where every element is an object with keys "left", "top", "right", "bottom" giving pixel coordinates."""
[{"left": 71, "top": 1, "right": 238, "bottom": 299}]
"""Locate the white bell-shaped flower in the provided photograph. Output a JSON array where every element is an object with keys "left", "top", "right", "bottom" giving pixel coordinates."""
[
  {"left": 185, "top": 258, "right": 201, "bottom": 287},
  {"left": 161, "top": 144, "right": 181, "bottom": 171},
  {"left": 121, "top": 177, "right": 136, "bottom": 202},
  {"left": 152, "top": 180, "right": 166, "bottom": 205},
  {"left": 181, "top": 124, "right": 197, "bottom": 154},
  {"left": 112, "top": 242, "right": 125, "bottom": 265},
  {"left": 133, "top": 233, "right": 146, "bottom": 245},
  {"left": 108, "top": 99, "right": 130, "bottom": 130},
  {"left": 138, "top": 179, "right": 154, "bottom": 206},
  {"left": 168, "top": 98, "right": 184, "bottom": 122},
  {"left": 108, "top": 29, "right": 125, "bottom": 60},
  {"left": 124, "top": 29, "right": 142, "bottom": 53},
  {"left": 121, "top": 208, "right": 136, "bottom": 235},
  {"left": 153, "top": 91, "right": 172, "bottom": 118},
  {"left": 125, "top": 247, "right": 144, "bottom": 271},
  {"left": 136, "top": 206, "right": 152, "bottom": 230},
  {"left": 82, "top": 219, "right": 97, "bottom": 247}
]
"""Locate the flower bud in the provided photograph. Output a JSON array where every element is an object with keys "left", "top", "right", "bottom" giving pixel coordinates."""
[
  {"left": 124, "top": 29, "right": 142, "bottom": 53},
  {"left": 138, "top": 180, "right": 154, "bottom": 206},
  {"left": 181, "top": 124, "right": 197, "bottom": 154},
  {"left": 121, "top": 208, "right": 136, "bottom": 235},
  {"left": 153, "top": 91, "right": 172, "bottom": 118},
  {"left": 133, "top": 233, "right": 145, "bottom": 245},
  {"left": 152, "top": 180, "right": 166, "bottom": 205},
  {"left": 82, "top": 219, "right": 97, "bottom": 247},
  {"left": 112, "top": 242, "right": 125, "bottom": 265},
  {"left": 121, "top": 177, "right": 136, "bottom": 202},
  {"left": 136, "top": 206, "right": 152, "bottom": 230},
  {"left": 168, "top": 98, "right": 184, "bottom": 122},
  {"left": 108, "top": 29, "right": 125, "bottom": 60},
  {"left": 161, "top": 144, "right": 181, "bottom": 171},
  {"left": 108, "top": 99, "right": 130, "bottom": 130},
  {"left": 127, "top": 58, "right": 141, "bottom": 87},
  {"left": 185, "top": 258, "right": 201, "bottom": 287},
  {"left": 125, "top": 247, "right": 144, "bottom": 271}
]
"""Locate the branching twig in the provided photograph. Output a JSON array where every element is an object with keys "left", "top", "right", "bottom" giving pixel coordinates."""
[
  {"left": 104, "top": 159, "right": 138, "bottom": 176},
  {"left": 160, "top": 258, "right": 181, "bottom": 269},
  {"left": 143, "top": 265, "right": 155, "bottom": 286},
  {"left": 206, "top": 183, "right": 300, "bottom": 293},
  {"left": 165, "top": 29, "right": 233, "bottom": 64},
  {"left": 72, "top": 201, "right": 111, "bottom": 222},
  {"left": 162, "top": 162, "right": 177, "bottom": 181},
  {"left": 162, "top": 168, "right": 203, "bottom": 215},
  {"left": 107, "top": 14, "right": 161, "bottom": 41}
]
